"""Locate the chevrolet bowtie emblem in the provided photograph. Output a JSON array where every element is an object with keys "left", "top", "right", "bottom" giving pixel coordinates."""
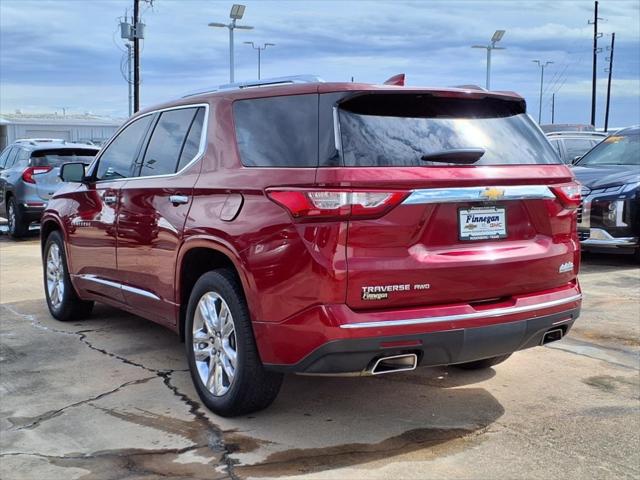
[{"left": 480, "top": 187, "right": 505, "bottom": 201}]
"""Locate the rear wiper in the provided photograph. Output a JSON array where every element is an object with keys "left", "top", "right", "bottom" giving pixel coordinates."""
[{"left": 420, "top": 148, "right": 485, "bottom": 164}]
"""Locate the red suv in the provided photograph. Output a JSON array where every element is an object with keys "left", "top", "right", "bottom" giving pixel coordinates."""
[{"left": 42, "top": 77, "right": 582, "bottom": 416}]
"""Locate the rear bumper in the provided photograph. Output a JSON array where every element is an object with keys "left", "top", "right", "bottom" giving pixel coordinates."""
[
  {"left": 265, "top": 309, "right": 578, "bottom": 374},
  {"left": 19, "top": 202, "right": 46, "bottom": 223},
  {"left": 256, "top": 283, "right": 582, "bottom": 373}
]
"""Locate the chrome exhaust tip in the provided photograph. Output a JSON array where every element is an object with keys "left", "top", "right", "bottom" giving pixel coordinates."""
[
  {"left": 542, "top": 328, "right": 564, "bottom": 345},
  {"left": 370, "top": 353, "right": 418, "bottom": 375}
]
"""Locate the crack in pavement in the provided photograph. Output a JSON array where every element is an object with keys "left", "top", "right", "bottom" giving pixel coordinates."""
[
  {"left": 2, "top": 303, "right": 239, "bottom": 480},
  {"left": 12, "top": 377, "right": 156, "bottom": 431}
]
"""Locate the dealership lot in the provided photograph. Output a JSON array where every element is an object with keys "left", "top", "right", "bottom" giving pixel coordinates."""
[{"left": 0, "top": 233, "right": 638, "bottom": 480}]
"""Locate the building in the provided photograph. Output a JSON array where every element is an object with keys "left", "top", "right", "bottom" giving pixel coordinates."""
[{"left": 0, "top": 112, "right": 124, "bottom": 150}]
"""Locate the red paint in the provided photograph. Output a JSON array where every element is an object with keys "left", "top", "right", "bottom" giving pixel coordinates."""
[{"left": 41, "top": 81, "right": 581, "bottom": 370}]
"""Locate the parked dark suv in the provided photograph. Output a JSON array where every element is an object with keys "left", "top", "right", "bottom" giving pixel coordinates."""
[
  {"left": 41, "top": 77, "right": 582, "bottom": 416},
  {"left": 0, "top": 139, "right": 99, "bottom": 237},
  {"left": 573, "top": 126, "right": 639, "bottom": 259}
]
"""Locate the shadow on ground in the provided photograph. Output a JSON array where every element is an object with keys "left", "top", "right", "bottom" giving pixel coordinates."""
[{"left": 1, "top": 299, "right": 505, "bottom": 479}]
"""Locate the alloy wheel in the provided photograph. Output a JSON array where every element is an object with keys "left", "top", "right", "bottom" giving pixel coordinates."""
[
  {"left": 192, "top": 292, "right": 238, "bottom": 396},
  {"left": 46, "top": 243, "right": 65, "bottom": 309}
]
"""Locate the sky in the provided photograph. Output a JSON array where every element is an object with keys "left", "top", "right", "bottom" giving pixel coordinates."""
[{"left": 1, "top": 0, "right": 639, "bottom": 128}]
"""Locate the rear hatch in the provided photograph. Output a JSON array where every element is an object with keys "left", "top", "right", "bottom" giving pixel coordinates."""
[
  {"left": 30, "top": 148, "right": 98, "bottom": 200},
  {"left": 314, "top": 91, "right": 580, "bottom": 310}
]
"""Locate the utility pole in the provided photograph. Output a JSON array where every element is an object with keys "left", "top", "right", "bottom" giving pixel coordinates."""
[
  {"left": 604, "top": 32, "right": 615, "bottom": 132},
  {"left": 471, "top": 30, "right": 506, "bottom": 90},
  {"left": 588, "top": 1, "right": 603, "bottom": 127},
  {"left": 133, "top": 0, "right": 140, "bottom": 113},
  {"left": 126, "top": 43, "right": 133, "bottom": 117},
  {"left": 243, "top": 42, "right": 275, "bottom": 79},
  {"left": 551, "top": 93, "right": 555, "bottom": 124},
  {"left": 533, "top": 60, "right": 553, "bottom": 124},
  {"left": 209, "top": 5, "right": 254, "bottom": 84}
]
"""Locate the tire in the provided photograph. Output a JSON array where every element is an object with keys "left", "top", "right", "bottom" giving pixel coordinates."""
[
  {"left": 185, "top": 269, "right": 283, "bottom": 417},
  {"left": 453, "top": 354, "right": 512, "bottom": 370},
  {"left": 43, "top": 230, "right": 94, "bottom": 321},
  {"left": 7, "top": 197, "right": 29, "bottom": 239}
]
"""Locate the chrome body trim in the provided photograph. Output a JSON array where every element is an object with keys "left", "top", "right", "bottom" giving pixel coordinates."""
[
  {"left": 402, "top": 185, "right": 556, "bottom": 205},
  {"left": 340, "top": 294, "right": 583, "bottom": 329},
  {"left": 76, "top": 274, "right": 161, "bottom": 300},
  {"left": 581, "top": 228, "right": 638, "bottom": 248}
]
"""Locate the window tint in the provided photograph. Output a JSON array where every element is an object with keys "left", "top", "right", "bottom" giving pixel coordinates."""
[
  {"left": 337, "top": 94, "right": 559, "bottom": 166},
  {"left": 177, "top": 107, "right": 206, "bottom": 171},
  {"left": 233, "top": 94, "right": 318, "bottom": 167},
  {"left": 563, "top": 138, "right": 596, "bottom": 161},
  {"left": 96, "top": 115, "right": 152, "bottom": 180},
  {"left": 0, "top": 147, "right": 13, "bottom": 168},
  {"left": 140, "top": 108, "right": 198, "bottom": 177}
]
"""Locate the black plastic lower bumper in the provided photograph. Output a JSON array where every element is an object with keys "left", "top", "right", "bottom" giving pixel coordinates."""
[{"left": 264, "top": 308, "right": 580, "bottom": 375}]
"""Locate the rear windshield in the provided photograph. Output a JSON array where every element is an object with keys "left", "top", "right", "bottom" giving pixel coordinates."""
[
  {"left": 577, "top": 132, "right": 639, "bottom": 166},
  {"left": 30, "top": 148, "right": 98, "bottom": 167},
  {"left": 337, "top": 93, "right": 560, "bottom": 166}
]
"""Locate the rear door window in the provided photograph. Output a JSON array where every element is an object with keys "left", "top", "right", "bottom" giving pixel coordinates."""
[
  {"left": 233, "top": 94, "right": 318, "bottom": 167},
  {"left": 177, "top": 107, "right": 206, "bottom": 171},
  {"left": 95, "top": 115, "right": 153, "bottom": 181},
  {"left": 5, "top": 148, "right": 19, "bottom": 168},
  {"left": 336, "top": 93, "right": 560, "bottom": 166},
  {"left": 139, "top": 107, "right": 199, "bottom": 177}
]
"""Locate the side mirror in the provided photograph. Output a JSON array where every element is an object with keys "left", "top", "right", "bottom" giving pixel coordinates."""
[
  {"left": 60, "top": 162, "right": 86, "bottom": 183},
  {"left": 571, "top": 155, "right": 582, "bottom": 165}
]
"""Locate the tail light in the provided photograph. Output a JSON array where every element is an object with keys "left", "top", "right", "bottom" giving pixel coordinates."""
[
  {"left": 267, "top": 189, "right": 408, "bottom": 221},
  {"left": 22, "top": 166, "right": 52, "bottom": 184},
  {"left": 551, "top": 183, "right": 581, "bottom": 209}
]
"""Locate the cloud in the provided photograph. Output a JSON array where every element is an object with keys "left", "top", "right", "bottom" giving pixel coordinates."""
[{"left": 1, "top": 0, "right": 638, "bottom": 126}]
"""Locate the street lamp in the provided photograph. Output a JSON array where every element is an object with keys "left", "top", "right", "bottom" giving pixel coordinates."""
[
  {"left": 243, "top": 41, "right": 275, "bottom": 80},
  {"left": 533, "top": 60, "right": 554, "bottom": 123},
  {"left": 208, "top": 4, "right": 254, "bottom": 83},
  {"left": 472, "top": 29, "right": 506, "bottom": 90}
]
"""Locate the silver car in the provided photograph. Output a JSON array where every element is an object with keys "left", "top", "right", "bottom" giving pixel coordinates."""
[{"left": 0, "top": 139, "right": 99, "bottom": 238}]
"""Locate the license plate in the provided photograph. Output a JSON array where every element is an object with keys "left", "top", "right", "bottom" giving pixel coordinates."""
[{"left": 459, "top": 207, "right": 507, "bottom": 241}]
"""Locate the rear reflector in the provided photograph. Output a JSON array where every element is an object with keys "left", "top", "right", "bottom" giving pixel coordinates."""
[
  {"left": 267, "top": 189, "right": 408, "bottom": 220},
  {"left": 551, "top": 183, "right": 581, "bottom": 209},
  {"left": 22, "top": 166, "right": 52, "bottom": 184}
]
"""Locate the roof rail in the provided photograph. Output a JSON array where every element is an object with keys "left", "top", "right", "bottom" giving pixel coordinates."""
[
  {"left": 15, "top": 138, "right": 66, "bottom": 145},
  {"left": 451, "top": 84, "right": 487, "bottom": 91},
  {"left": 182, "top": 75, "right": 324, "bottom": 98}
]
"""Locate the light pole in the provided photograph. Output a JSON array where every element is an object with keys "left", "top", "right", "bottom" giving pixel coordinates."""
[
  {"left": 533, "top": 60, "right": 553, "bottom": 124},
  {"left": 208, "top": 4, "right": 254, "bottom": 83},
  {"left": 471, "top": 30, "right": 506, "bottom": 90},
  {"left": 243, "top": 42, "right": 275, "bottom": 79}
]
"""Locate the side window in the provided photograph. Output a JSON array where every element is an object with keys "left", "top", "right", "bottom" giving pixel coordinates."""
[
  {"left": 177, "top": 107, "right": 206, "bottom": 171},
  {"left": 0, "top": 147, "right": 13, "bottom": 168},
  {"left": 95, "top": 115, "right": 153, "bottom": 181},
  {"left": 139, "top": 108, "right": 197, "bottom": 177},
  {"left": 233, "top": 94, "right": 319, "bottom": 167},
  {"left": 564, "top": 138, "right": 594, "bottom": 161},
  {"left": 5, "top": 148, "right": 18, "bottom": 168},
  {"left": 14, "top": 149, "right": 30, "bottom": 167},
  {"left": 548, "top": 139, "right": 563, "bottom": 161}
]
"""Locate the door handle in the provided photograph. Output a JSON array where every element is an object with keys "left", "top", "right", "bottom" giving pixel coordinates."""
[
  {"left": 103, "top": 195, "right": 117, "bottom": 205},
  {"left": 169, "top": 195, "right": 189, "bottom": 206}
]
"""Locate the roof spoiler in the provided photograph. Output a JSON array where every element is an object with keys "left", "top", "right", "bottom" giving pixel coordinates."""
[{"left": 383, "top": 73, "right": 405, "bottom": 86}]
